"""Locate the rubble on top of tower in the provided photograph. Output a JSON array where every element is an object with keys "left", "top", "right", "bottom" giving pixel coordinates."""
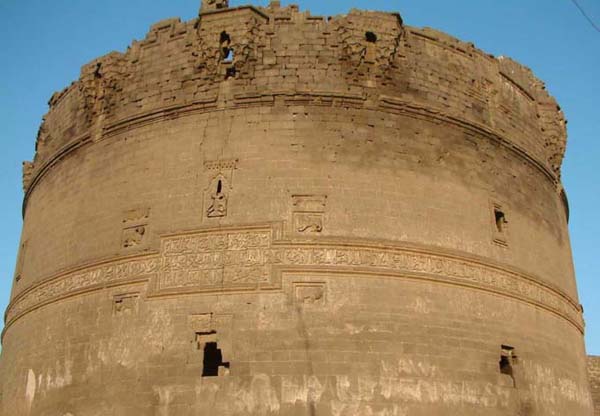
[{"left": 201, "top": 0, "right": 229, "bottom": 13}]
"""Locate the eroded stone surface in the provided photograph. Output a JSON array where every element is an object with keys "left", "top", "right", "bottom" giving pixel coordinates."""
[
  {"left": 0, "top": 1, "right": 592, "bottom": 415},
  {"left": 590, "top": 357, "right": 600, "bottom": 415}
]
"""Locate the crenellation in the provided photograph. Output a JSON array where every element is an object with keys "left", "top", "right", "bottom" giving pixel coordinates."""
[
  {"left": 24, "top": 5, "right": 567, "bottom": 199},
  {"left": 200, "top": 0, "right": 229, "bottom": 13},
  {"left": 4, "top": 5, "right": 586, "bottom": 414}
]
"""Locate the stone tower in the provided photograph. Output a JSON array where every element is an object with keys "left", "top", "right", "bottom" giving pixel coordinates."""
[{"left": 0, "top": 2, "right": 594, "bottom": 415}]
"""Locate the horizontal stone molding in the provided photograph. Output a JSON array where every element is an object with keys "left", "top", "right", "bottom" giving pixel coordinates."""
[
  {"left": 22, "top": 90, "right": 559, "bottom": 217},
  {"left": 3, "top": 224, "right": 583, "bottom": 340},
  {"left": 22, "top": 133, "right": 92, "bottom": 217}
]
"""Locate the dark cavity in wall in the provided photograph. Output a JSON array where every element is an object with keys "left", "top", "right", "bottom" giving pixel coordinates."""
[
  {"left": 499, "top": 345, "right": 517, "bottom": 387},
  {"left": 202, "top": 342, "right": 230, "bottom": 377},
  {"left": 495, "top": 208, "right": 507, "bottom": 233}
]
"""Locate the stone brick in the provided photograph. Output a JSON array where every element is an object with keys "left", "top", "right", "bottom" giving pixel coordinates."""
[
  {"left": 0, "top": 1, "right": 591, "bottom": 415},
  {"left": 590, "top": 356, "right": 600, "bottom": 415}
]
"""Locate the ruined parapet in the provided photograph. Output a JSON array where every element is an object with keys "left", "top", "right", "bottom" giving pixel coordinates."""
[
  {"left": 21, "top": 3, "right": 568, "bottom": 202},
  {"left": 201, "top": 0, "right": 229, "bottom": 13},
  {"left": 1, "top": 2, "right": 590, "bottom": 416}
]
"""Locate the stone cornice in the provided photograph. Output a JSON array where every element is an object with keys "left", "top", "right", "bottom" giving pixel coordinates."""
[{"left": 22, "top": 92, "right": 560, "bottom": 216}]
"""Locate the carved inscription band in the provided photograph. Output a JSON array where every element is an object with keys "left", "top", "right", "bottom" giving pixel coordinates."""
[{"left": 5, "top": 225, "right": 583, "bottom": 334}]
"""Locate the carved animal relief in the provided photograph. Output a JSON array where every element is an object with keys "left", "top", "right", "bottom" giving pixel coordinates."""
[
  {"left": 292, "top": 195, "right": 327, "bottom": 234},
  {"left": 294, "top": 282, "right": 326, "bottom": 307},
  {"left": 121, "top": 208, "right": 150, "bottom": 249},
  {"left": 113, "top": 293, "right": 139, "bottom": 316}
]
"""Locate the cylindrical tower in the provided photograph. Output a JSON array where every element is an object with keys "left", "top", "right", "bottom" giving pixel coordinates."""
[{"left": 0, "top": 2, "right": 593, "bottom": 415}]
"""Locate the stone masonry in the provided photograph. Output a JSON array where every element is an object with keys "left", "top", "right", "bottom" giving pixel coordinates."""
[
  {"left": 590, "top": 356, "right": 600, "bottom": 415},
  {"left": 0, "top": 1, "right": 594, "bottom": 415}
]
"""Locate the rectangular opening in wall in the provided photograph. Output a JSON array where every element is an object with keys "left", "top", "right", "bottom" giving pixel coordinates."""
[
  {"left": 202, "top": 341, "right": 230, "bottom": 377},
  {"left": 499, "top": 345, "right": 517, "bottom": 387},
  {"left": 494, "top": 208, "right": 506, "bottom": 233},
  {"left": 491, "top": 201, "right": 508, "bottom": 246},
  {"left": 195, "top": 331, "right": 230, "bottom": 377}
]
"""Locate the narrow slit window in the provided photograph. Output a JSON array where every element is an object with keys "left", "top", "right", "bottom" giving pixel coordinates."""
[
  {"left": 494, "top": 208, "right": 506, "bottom": 233},
  {"left": 216, "top": 179, "right": 222, "bottom": 194}
]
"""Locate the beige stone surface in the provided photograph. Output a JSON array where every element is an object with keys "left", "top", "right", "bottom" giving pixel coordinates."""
[
  {"left": 0, "top": 1, "right": 593, "bottom": 415},
  {"left": 590, "top": 356, "right": 600, "bottom": 415}
]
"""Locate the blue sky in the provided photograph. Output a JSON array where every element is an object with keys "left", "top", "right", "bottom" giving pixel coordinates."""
[{"left": 0, "top": 0, "right": 598, "bottom": 353}]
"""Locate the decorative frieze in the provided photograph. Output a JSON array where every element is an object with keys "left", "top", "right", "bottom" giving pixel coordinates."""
[
  {"left": 8, "top": 257, "right": 159, "bottom": 319},
  {"left": 158, "top": 229, "right": 272, "bottom": 291},
  {"left": 5, "top": 225, "right": 583, "bottom": 334}
]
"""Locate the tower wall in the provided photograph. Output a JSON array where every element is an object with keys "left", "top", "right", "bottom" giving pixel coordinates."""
[
  {"left": 590, "top": 356, "right": 600, "bottom": 415},
  {"left": 0, "top": 3, "right": 592, "bottom": 415}
]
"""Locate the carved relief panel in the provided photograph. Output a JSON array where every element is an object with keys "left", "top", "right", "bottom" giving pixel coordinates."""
[
  {"left": 294, "top": 282, "right": 327, "bottom": 308},
  {"left": 291, "top": 195, "right": 327, "bottom": 234},
  {"left": 121, "top": 208, "right": 150, "bottom": 249},
  {"left": 204, "top": 159, "right": 237, "bottom": 220},
  {"left": 113, "top": 293, "right": 140, "bottom": 316}
]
